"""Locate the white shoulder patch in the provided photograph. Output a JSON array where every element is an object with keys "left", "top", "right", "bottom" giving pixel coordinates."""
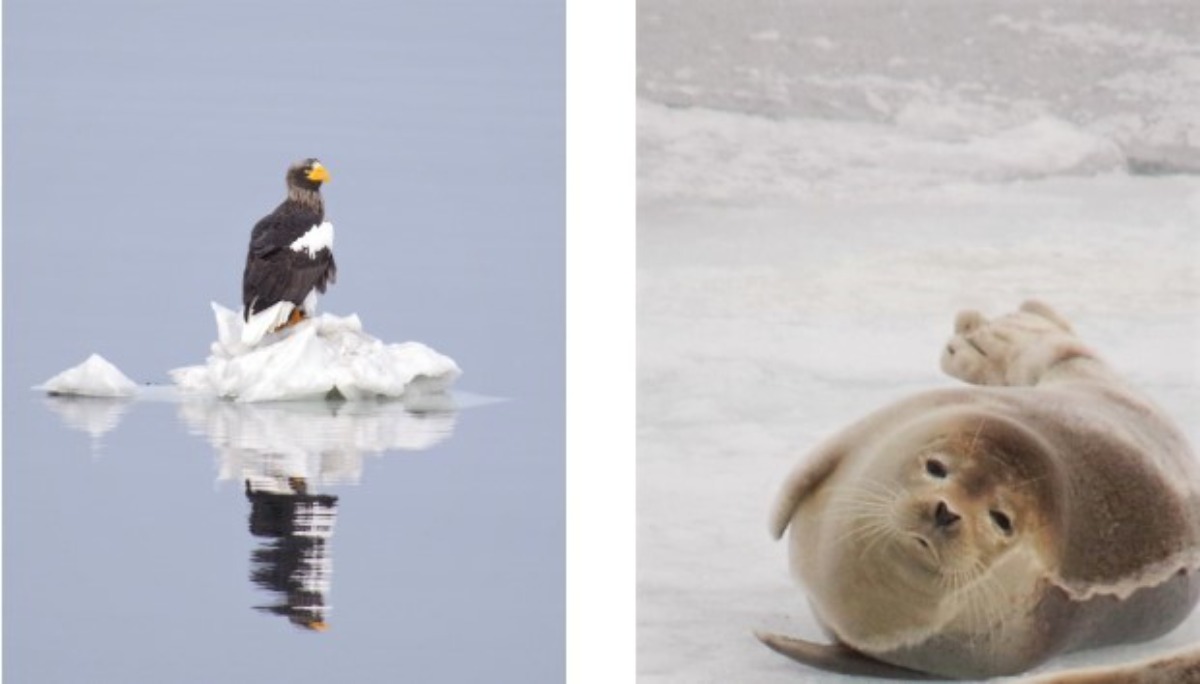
[{"left": 290, "top": 222, "right": 335, "bottom": 258}]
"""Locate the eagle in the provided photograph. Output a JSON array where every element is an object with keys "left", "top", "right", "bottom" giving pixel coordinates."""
[{"left": 242, "top": 158, "right": 337, "bottom": 330}]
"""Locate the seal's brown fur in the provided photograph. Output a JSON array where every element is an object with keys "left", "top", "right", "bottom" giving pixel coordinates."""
[{"left": 762, "top": 301, "right": 1200, "bottom": 679}]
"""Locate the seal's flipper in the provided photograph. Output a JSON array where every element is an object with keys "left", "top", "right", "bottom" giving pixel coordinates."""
[
  {"left": 1019, "top": 300, "right": 1073, "bottom": 333},
  {"left": 768, "top": 443, "right": 844, "bottom": 539},
  {"left": 1021, "top": 645, "right": 1200, "bottom": 684},
  {"left": 755, "top": 631, "right": 941, "bottom": 680}
]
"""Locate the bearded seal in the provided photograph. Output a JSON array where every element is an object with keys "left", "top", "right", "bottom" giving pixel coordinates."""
[{"left": 758, "top": 301, "right": 1200, "bottom": 679}]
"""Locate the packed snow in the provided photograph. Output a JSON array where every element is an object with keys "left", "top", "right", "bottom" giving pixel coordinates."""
[
  {"left": 638, "top": 1, "right": 1200, "bottom": 682},
  {"left": 171, "top": 303, "right": 460, "bottom": 403},
  {"left": 35, "top": 353, "right": 138, "bottom": 398}
]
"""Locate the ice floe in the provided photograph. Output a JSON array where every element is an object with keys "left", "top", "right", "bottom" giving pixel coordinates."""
[
  {"left": 35, "top": 353, "right": 138, "bottom": 398},
  {"left": 171, "top": 303, "right": 460, "bottom": 403}
]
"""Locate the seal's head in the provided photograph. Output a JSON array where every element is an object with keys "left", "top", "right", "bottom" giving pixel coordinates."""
[{"left": 812, "top": 414, "right": 1064, "bottom": 651}]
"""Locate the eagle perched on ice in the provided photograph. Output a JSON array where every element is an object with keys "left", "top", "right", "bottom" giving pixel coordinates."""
[{"left": 242, "top": 158, "right": 337, "bottom": 330}]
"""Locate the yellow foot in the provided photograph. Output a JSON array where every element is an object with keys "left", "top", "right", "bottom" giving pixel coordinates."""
[{"left": 272, "top": 307, "right": 307, "bottom": 333}]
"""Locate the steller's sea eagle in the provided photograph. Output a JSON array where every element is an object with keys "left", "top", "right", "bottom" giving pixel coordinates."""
[{"left": 242, "top": 158, "right": 337, "bottom": 329}]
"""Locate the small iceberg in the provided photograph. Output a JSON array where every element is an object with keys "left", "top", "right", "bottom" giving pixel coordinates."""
[
  {"left": 35, "top": 353, "right": 138, "bottom": 398},
  {"left": 171, "top": 303, "right": 461, "bottom": 403}
]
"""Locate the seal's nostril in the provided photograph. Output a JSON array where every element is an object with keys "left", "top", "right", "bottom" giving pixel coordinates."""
[{"left": 934, "top": 501, "right": 961, "bottom": 528}]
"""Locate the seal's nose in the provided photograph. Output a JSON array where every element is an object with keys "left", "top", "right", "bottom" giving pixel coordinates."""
[{"left": 934, "top": 500, "right": 961, "bottom": 529}]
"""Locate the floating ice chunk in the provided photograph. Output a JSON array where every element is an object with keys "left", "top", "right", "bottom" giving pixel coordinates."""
[
  {"left": 171, "top": 303, "right": 461, "bottom": 403},
  {"left": 36, "top": 353, "right": 138, "bottom": 398}
]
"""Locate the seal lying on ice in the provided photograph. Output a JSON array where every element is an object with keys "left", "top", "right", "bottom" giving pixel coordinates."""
[{"left": 759, "top": 301, "right": 1200, "bottom": 679}]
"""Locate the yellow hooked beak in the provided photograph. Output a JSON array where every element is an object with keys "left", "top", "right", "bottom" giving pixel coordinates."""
[{"left": 306, "top": 163, "right": 330, "bottom": 183}]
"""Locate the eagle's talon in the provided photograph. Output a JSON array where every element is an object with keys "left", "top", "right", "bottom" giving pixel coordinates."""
[{"left": 271, "top": 307, "right": 307, "bottom": 333}]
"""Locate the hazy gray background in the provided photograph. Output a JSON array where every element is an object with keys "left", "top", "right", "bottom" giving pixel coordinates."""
[{"left": 5, "top": 0, "right": 564, "bottom": 681}]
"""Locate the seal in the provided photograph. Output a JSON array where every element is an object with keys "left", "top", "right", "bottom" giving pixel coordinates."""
[{"left": 759, "top": 301, "right": 1200, "bottom": 679}]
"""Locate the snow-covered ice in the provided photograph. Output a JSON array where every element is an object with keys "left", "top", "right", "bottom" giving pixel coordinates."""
[
  {"left": 35, "top": 353, "right": 138, "bottom": 398},
  {"left": 171, "top": 303, "right": 461, "bottom": 403},
  {"left": 638, "top": 1, "right": 1200, "bottom": 682},
  {"left": 36, "top": 300, "right": 461, "bottom": 405}
]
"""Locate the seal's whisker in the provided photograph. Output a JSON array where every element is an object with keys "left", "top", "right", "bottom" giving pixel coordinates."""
[
  {"left": 828, "top": 496, "right": 893, "bottom": 515},
  {"left": 836, "top": 517, "right": 893, "bottom": 547},
  {"left": 859, "top": 520, "right": 898, "bottom": 558},
  {"left": 965, "top": 557, "right": 1009, "bottom": 659},
  {"left": 827, "top": 481, "right": 902, "bottom": 524},
  {"left": 978, "top": 574, "right": 1009, "bottom": 661}
]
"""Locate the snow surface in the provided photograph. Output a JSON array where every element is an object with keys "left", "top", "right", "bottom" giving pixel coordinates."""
[
  {"left": 638, "top": 1, "right": 1200, "bottom": 682},
  {"left": 639, "top": 0, "right": 1200, "bottom": 181},
  {"left": 35, "top": 353, "right": 138, "bottom": 398},
  {"left": 171, "top": 303, "right": 460, "bottom": 403}
]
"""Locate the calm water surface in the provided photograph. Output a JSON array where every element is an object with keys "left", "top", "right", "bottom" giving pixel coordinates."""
[
  {"left": 11, "top": 392, "right": 560, "bottom": 682},
  {"left": 4, "top": 0, "right": 564, "bottom": 681}
]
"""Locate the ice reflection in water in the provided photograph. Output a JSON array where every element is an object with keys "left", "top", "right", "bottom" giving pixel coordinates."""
[
  {"left": 41, "top": 393, "right": 457, "bottom": 632},
  {"left": 42, "top": 395, "right": 132, "bottom": 456},
  {"left": 178, "top": 399, "right": 456, "bottom": 487}
]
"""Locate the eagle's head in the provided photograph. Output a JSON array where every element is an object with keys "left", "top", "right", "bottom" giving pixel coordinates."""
[{"left": 286, "top": 158, "right": 330, "bottom": 192}]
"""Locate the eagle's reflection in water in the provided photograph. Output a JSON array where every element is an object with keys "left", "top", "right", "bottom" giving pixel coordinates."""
[
  {"left": 179, "top": 398, "right": 456, "bottom": 631},
  {"left": 245, "top": 476, "right": 338, "bottom": 631}
]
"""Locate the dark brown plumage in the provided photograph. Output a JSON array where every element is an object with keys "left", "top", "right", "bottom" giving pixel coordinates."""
[{"left": 242, "top": 158, "right": 337, "bottom": 321}]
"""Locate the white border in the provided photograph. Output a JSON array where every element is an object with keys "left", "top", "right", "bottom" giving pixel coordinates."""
[{"left": 566, "top": 0, "right": 636, "bottom": 681}]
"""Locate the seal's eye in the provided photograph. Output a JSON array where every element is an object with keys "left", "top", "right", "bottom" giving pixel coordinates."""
[
  {"left": 925, "top": 459, "right": 948, "bottom": 479},
  {"left": 990, "top": 510, "right": 1013, "bottom": 535}
]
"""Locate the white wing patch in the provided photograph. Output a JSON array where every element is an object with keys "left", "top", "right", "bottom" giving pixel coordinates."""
[{"left": 290, "top": 221, "right": 335, "bottom": 258}]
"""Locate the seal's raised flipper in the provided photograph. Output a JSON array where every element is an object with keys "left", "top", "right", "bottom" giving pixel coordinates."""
[
  {"left": 1019, "top": 300, "right": 1073, "bottom": 333},
  {"left": 768, "top": 443, "right": 844, "bottom": 539},
  {"left": 755, "top": 631, "right": 942, "bottom": 680}
]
